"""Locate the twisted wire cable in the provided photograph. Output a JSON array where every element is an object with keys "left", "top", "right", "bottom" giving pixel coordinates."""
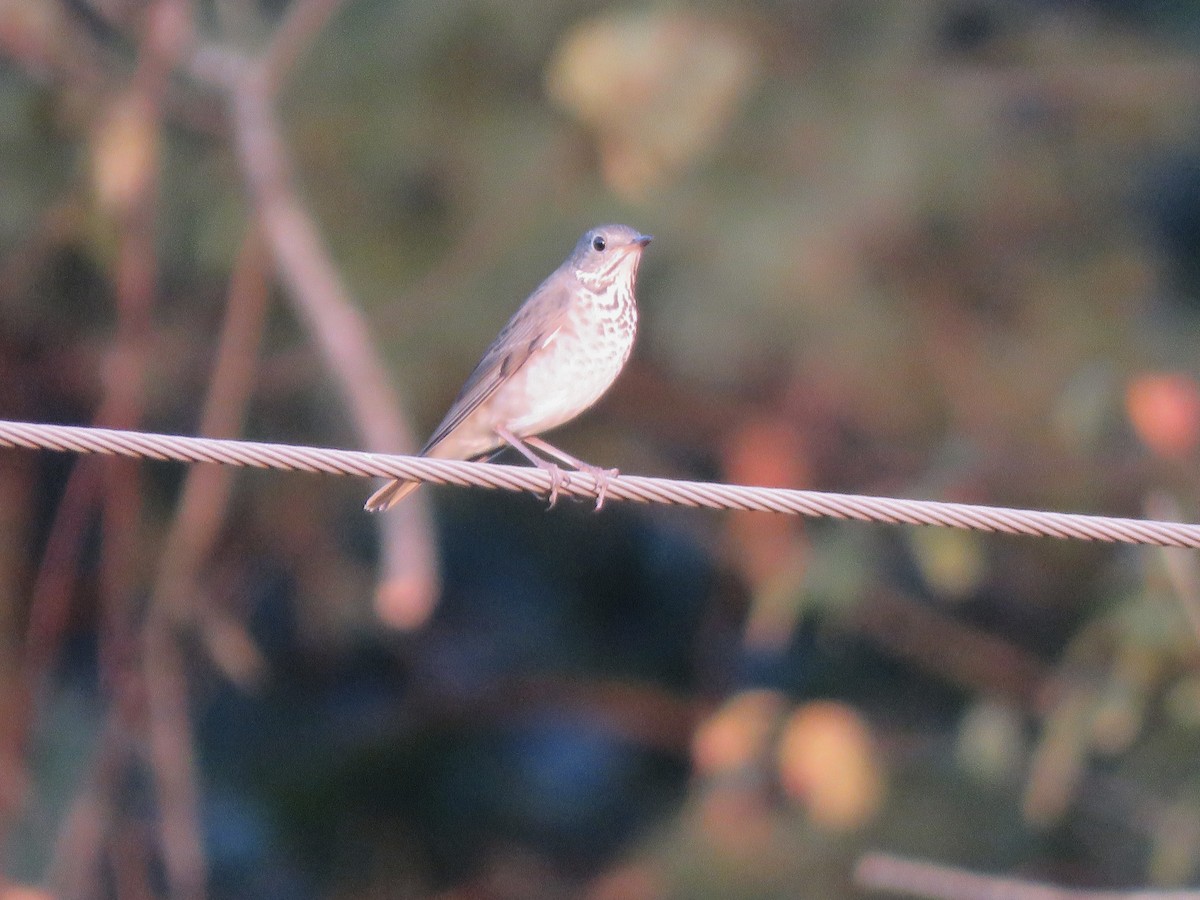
[{"left": 1, "top": 419, "right": 1196, "bottom": 548}]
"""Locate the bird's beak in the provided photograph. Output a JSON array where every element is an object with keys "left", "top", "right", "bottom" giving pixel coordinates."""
[{"left": 633, "top": 233, "right": 653, "bottom": 248}]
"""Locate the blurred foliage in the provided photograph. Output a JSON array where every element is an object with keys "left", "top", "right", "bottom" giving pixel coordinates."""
[{"left": 5, "top": 0, "right": 1200, "bottom": 898}]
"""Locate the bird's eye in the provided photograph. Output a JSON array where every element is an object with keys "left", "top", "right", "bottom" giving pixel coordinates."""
[{"left": 591, "top": 235, "right": 606, "bottom": 252}]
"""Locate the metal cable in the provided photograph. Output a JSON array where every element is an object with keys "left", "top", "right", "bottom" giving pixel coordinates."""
[{"left": 1, "top": 419, "right": 1197, "bottom": 548}]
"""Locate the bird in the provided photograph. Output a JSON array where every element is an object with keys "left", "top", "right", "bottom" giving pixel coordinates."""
[{"left": 365, "top": 224, "right": 653, "bottom": 512}]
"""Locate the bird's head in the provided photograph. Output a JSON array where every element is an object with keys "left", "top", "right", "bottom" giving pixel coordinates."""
[{"left": 570, "top": 224, "right": 653, "bottom": 288}]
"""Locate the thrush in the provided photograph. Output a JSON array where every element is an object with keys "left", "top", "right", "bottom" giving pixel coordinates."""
[{"left": 366, "top": 224, "right": 652, "bottom": 512}]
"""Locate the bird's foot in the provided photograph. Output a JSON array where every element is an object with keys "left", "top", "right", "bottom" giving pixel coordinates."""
[
  {"left": 494, "top": 429, "right": 617, "bottom": 510},
  {"left": 544, "top": 463, "right": 570, "bottom": 509},
  {"left": 577, "top": 464, "right": 619, "bottom": 511},
  {"left": 518, "top": 435, "right": 618, "bottom": 511}
]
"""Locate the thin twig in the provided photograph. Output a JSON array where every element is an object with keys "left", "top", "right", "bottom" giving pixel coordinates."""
[
  {"left": 142, "top": 624, "right": 204, "bottom": 900},
  {"left": 258, "top": 0, "right": 346, "bottom": 95},
  {"left": 1145, "top": 492, "right": 1200, "bottom": 644},
  {"left": 37, "top": 1, "right": 193, "bottom": 895},
  {"left": 140, "top": 228, "right": 272, "bottom": 900},
  {"left": 849, "top": 588, "right": 1050, "bottom": 707},
  {"left": 149, "top": 228, "right": 271, "bottom": 625},
  {"left": 190, "top": 0, "right": 441, "bottom": 627},
  {"left": 45, "top": 716, "right": 132, "bottom": 900},
  {"left": 855, "top": 851, "right": 1200, "bottom": 900}
]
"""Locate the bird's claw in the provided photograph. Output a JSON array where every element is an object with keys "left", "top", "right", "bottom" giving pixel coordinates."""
[
  {"left": 580, "top": 465, "right": 619, "bottom": 511},
  {"left": 544, "top": 465, "right": 569, "bottom": 509},
  {"left": 540, "top": 465, "right": 616, "bottom": 510}
]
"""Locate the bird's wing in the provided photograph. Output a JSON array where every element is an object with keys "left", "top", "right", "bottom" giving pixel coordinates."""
[{"left": 419, "top": 278, "right": 573, "bottom": 455}]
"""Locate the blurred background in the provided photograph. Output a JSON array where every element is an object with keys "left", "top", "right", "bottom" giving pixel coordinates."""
[{"left": 4, "top": 0, "right": 1200, "bottom": 897}]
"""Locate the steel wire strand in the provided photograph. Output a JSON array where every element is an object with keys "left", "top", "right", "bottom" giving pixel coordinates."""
[{"left": 2, "top": 419, "right": 1199, "bottom": 548}]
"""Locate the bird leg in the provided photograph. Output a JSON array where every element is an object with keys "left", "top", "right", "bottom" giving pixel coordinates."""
[
  {"left": 496, "top": 427, "right": 570, "bottom": 508},
  {"left": 524, "top": 436, "right": 618, "bottom": 511}
]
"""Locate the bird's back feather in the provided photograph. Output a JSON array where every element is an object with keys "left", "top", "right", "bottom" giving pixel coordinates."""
[{"left": 419, "top": 276, "right": 572, "bottom": 456}]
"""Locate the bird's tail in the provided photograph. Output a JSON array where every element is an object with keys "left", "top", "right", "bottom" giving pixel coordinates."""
[{"left": 364, "top": 478, "right": 421, "bottom": 511}]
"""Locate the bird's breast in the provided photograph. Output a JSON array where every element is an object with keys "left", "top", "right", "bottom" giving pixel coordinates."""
[{"left": 493, "top": 287, "right": 638, "bottom": 436}]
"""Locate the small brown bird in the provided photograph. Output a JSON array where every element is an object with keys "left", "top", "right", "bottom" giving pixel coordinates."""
[{"left": 366, "top": 224, "right": 652, "bottom": 512}]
